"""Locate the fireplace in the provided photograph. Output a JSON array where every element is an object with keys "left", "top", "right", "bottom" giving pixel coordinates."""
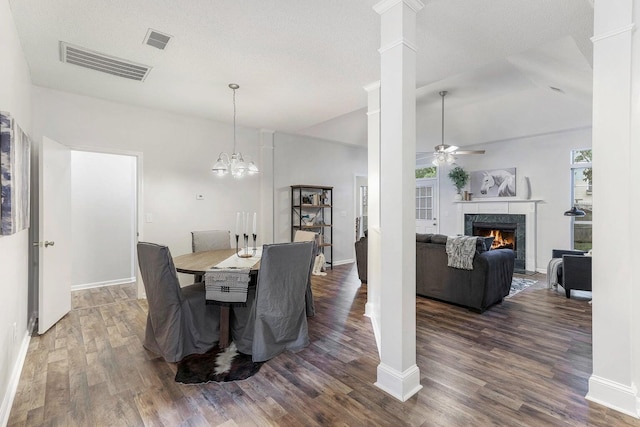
[{"left": 464, "top": 214, "right": 526, "bottom": 272}]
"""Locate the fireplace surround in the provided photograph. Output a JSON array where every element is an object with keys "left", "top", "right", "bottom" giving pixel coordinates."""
[
  {"left": 456, "top": 200, "right": 539, "bottom": 272},
  {"left": 465, "top": 214, "right": 526, "bottom": 271}
]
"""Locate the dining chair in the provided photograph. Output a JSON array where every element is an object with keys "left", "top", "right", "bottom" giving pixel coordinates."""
[
  {"left": 232, "top": 241, "right": 315, "bottom": 362},
  {"left": 137, "top": 242, "right": 220, "bottom": 362},
  {"left": 191, "top": 230, "right": 231, "bottom": 252},
  {"left": 293, "top": 230, "right": 320, "bottom": 316}
]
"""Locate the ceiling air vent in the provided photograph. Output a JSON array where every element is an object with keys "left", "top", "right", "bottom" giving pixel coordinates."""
[
  {"left": 59, "top": 42, "right": 151, "bottom": 82},
  {"left": 144, "top": 29, "right": 172, "bottom": 50}
]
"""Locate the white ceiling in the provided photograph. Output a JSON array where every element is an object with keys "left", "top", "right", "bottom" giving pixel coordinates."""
[{"left": 9, "top": 0, "right": 594, "bottom": 148}]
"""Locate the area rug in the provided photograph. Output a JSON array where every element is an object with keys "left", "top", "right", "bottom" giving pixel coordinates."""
[
  {"left": 175, "top": 342, "right": 263, "bottom": 384},
  {"left": 506, "top": 278, "right": 537, "bottom": 298}
]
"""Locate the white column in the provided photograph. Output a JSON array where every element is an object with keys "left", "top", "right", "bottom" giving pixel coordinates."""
[
  {"left": 587, "top": 0, "right": 640, "bottom": 418},
  {"left": 364, "top": 81, "right": 382, "bottom": 349},
  {"left": 259, "top": 130, "right": 275, "bottom": 245},
  {"left": 373, "top": 0, "right": 424, "bottom": 401}
]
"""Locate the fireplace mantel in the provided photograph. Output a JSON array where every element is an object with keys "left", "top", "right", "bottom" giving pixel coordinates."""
[{"left": 456, "top": 199, "right": 540, "bottom": 272}]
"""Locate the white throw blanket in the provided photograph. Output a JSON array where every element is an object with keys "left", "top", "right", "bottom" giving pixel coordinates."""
[
  {"left": 547, "top": 258, "right": 563, "bottom": 288},
  {"left": 445, "top": 236, "right": 478, "bottom": 270}
]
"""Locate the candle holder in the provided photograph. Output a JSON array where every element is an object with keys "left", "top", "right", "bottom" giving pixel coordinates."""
[{"left": 236, "top": 233, "right": 257, "bottom": 258}]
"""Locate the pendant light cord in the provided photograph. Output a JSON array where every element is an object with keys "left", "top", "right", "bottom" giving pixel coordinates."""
[{"left": 232, "top": 86, "right": 237, "bottom": 154}]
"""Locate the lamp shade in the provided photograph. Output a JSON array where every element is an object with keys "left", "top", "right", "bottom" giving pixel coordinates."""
[{"left": 564, "top": 206, "right": 586, "bottom": 217}]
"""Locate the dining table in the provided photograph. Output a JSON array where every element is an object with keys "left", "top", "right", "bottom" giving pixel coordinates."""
[{"left": 173, "top": 248, "right": 261, "bottom": 348}]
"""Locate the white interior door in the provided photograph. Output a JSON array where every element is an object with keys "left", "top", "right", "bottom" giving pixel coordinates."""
[
  {"left": 38, "top": 137, "right": 71, "bottom": 334},
  {"left": 416, "top": 178, "right": 438, "bottom": 234}
]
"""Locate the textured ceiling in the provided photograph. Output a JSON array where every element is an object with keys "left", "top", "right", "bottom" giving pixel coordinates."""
[{"left": 9, "top": 0, "right": 593, "bottom": 146}]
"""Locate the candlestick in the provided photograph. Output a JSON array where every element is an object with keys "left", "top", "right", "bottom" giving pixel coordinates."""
[
  {"left": 235, "top": 212, "right": 240, "bottom": 236},
  {"left": 252, "top": 212, "right": 257, "bottom": 235}
]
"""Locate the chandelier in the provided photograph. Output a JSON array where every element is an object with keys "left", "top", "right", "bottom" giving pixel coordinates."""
[{"left": 212, "top": 84, "right": 259, "bottom": 178}]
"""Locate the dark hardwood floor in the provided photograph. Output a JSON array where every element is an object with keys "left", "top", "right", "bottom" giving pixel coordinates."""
[{"left": 8, "top": 264, "right": 640, "bottom": 426}]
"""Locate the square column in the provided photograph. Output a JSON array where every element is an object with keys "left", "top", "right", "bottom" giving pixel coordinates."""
[{"left": 373, "top": 0, "right": 424, "bottom": 401}]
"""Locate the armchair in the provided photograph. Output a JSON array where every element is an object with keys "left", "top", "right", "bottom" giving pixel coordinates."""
[
  {"left": 550, "top": 249, "right": 591, "bottom": 298},
  {"left": 562, "top": 254, "right": 592, "bottom": 298}
]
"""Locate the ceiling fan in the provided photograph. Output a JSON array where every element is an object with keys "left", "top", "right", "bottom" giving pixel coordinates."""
[{"left": 432, "top": 91, "right": 485, "bottom": 166}]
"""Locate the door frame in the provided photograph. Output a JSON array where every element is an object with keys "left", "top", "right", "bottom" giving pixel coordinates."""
[{"left": 69, "top": 145, "right": 145, "bottom": 298}]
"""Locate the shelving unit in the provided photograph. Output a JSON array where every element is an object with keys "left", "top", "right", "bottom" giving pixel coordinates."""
[{"left": 291, "top": 185, "right": 333, "bottom": 269}]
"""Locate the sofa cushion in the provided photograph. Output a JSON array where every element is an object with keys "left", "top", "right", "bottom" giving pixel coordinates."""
[
  {"left": 431, "top": 234, "right": 449, "bottom": 245},
  {"left": 416, "top": 233, "right": 433, "bottom": 243},
  {"left": 481, "top": 236, "right": 495, "bottom": 251}
]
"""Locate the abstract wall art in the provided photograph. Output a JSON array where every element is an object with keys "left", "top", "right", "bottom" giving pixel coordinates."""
[{"left": 1, "top": 112, "right": 31, "bottom": 235}]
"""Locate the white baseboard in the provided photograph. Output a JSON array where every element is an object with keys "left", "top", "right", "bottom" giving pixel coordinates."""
[
  {"left": 536, "top": 267, "right": 546, "bottom": 274},
  {"left": 364, "top": 303, "right": 381, "bottom": 358},
  {"left": 587, "top": 375, "right": 639, "bottom": 419},
  {"left": 0, "top": 331, "right": 31, "bottom": 427},
  {"left": 71, "top": 277, "right": 135, "bottom": 291},
  {"left": 332, "top": 258, "right": 354, "bottom": 267}
]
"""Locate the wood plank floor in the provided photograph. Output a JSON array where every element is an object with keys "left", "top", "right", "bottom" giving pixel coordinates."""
[{"left": 8, "top": 265, "right": 640, "bottom": 426}]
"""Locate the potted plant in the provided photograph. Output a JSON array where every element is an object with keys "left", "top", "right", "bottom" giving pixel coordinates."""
[{"left": 448, "top": 166, "right": 469, "bottom": 199}]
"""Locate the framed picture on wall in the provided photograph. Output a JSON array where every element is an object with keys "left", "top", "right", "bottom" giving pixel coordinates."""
[
  {"left": 470, "top": 167, "right": 516, "bottom": 198},
  {"left": 1, "top": 112, "right": 31, "bottom": 235}
]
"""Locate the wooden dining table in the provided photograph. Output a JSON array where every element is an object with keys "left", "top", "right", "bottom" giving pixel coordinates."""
[{"left": 173, "top": 248, "right": 261, "bottom": 348}]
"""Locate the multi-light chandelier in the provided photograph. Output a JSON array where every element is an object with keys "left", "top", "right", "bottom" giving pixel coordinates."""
[{"left": 212, "top": 84, "right": 259, "bottom": 178}]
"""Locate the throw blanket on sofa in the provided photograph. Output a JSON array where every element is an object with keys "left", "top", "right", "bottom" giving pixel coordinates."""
[{"left": 446, "top": 236, "right": 477, "bottom": 270}]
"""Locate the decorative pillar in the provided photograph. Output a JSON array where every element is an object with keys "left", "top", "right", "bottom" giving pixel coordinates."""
[
  {"left": 259, "top": 130, "right": 275, "bottom": 244},
  {"left": 373, "top": 0, "right": 424, "bottom": 401},
  {"left": 587, "top": 0, "right": 640, "bottom": 418},
  {"left": 364, "top": 81, "right": 382, "bottom": 347}
]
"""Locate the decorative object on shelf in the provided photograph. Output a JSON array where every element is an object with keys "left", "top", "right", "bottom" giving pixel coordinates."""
[
  {"left": 470, "top": 167, "right": 517, "bottom": 198},
  {"left": 291, "top": 185, "right": 333, "bottom": 269},
  {"left": 235, "top": 211, "right": 257, "bottom": 257},
  {"left": 564, "top": 206, "right": 586, "bottom": 217},
  {"left": 448, "top": 166, "right": 469, "bottom": 199},
  {"left": 520, "top": 175, "right": 531, "bottom": 199},
  {"left": 212, "top": 84, "right": 259, "bottom": 178},
  {"left": 432, "top": 91, "right": 485, "bottom": 166}
]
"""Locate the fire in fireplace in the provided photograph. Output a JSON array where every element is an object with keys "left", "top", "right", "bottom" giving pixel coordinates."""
[{"left": 473, "top": 222, "right": 517, "bottom": 251}]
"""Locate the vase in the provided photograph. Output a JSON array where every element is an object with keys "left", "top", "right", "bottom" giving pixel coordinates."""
[
  {"left": 454, "top": 193, "right": 463, "bottom": 201},
  {"left": 520, "top": 176, "right": 531, "bottom": 199}
]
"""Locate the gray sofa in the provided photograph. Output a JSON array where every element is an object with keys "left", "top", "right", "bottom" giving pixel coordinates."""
[{"left": 354, "top": 233, "right": 516, "bottom": 312}]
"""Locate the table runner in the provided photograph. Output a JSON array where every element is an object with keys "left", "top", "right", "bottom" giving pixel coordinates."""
[
  {"left": 213, "top": 248, "right": 262, "bottom": 269},
  {"left": 204, "top": 248, "right": 262, "bottom": 305}
]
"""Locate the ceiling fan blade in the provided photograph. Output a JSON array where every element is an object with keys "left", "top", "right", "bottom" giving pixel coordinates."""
[
  {"left": 453, "top": 150, "right": 486, "bottom": 155},
  {"left": 444, "top": 145, "right": 459, "bottom": 153}
]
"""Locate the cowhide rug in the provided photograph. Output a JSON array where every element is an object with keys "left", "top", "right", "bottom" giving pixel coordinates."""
[{"left": 175, "top": 342, "right": 263, "bottom": 384}]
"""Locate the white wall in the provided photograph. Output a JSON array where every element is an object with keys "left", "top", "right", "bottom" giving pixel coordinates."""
[
  {"left": 71, "top": 151, "right": 136, "bottom": 289},
  {"left": 31, "top": 86, "right": 262, "bottom": 286},
  {"left": 273, "top": 133, "right": 367, "bottom": 264},
  {"left": 0, "top": 0, "right": 32, "bottom": 422},
  {"left": 432, "top": 127, "right": 592, "bottom": 271}
]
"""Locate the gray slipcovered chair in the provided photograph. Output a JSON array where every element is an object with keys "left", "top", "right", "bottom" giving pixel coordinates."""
[
  {"left": 293, "top": 230, "right": 320, "bottom": 316},
  {"left": 191, "top": 230, "right": 231, "bottom": 252},
  {"left": 232, "top": 241, "right": 315, "bottom": 362},
  {"left": 137, "top": 242, "right": 220, "bottom": 362}
]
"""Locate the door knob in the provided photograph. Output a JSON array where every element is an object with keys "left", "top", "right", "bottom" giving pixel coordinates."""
[{"left": 44, "top": 241, "right": 55, "bottom": 247}]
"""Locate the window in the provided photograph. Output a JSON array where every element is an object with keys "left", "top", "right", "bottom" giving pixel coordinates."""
[
  {"left": 415, "top": 166, "right": 437, "bottom": 179},
  {"left": 570, "top": 149, "right": 592, "bottom": 251}
]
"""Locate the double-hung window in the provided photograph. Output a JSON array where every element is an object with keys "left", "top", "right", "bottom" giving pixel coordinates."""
[{"left": 570, "top": 149, "right": 592, "bottom": 251}]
